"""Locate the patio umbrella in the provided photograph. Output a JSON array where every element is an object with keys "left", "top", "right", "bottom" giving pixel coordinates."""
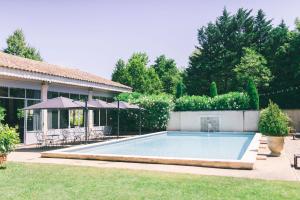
[
  {"left": 87, "top": 99, "right": 117, "bottom": 109},
  {"left": 23, "top": 96, "right": 96, "bottom": 110},
  {"left": 23, "top": 96, "right": 96, "bottom": 144},
  {"left": 111, "top": 101, "right": 144, "bottom": 137}
]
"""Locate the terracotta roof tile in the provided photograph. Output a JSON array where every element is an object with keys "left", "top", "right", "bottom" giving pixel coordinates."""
[{"left": 0, "top": 51, "right": 131, "bottom": 90}]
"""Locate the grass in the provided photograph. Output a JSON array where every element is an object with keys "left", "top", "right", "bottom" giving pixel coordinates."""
[{"left": 1, "top": 162, "right": 300, "bottom": 200}]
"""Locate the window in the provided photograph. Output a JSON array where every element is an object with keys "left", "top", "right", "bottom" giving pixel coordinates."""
[
  {"left": 70, "top": 109, "right": 84, "bottom": 127},
  {"left": 70, "top": 93, "right": 80, "bottom": 100},
  {"left": 26, "top": 100, "right": 41, "bottom": 131},
  {"left": 93, "top": 110, "right": 100, "bottom": 126},
  {"left": 59, "top": 92, "right": 69, "bottom": 98},
  {"left": 10, "top": 88, "right": 25, "bottom": 98},
  {"left": 106, "top": 97, "right": 114, "bottom": 103},
  {"left": 93, "top": 96, "right": 100, "bottom": 100},
  {"left": 26, "top": 89, "right": 41, "bottom": 99},
  {"left": 60, "top": 110, "right": 69, "bottom": 129},
  {"left": 48, "top": 110, "right": 59, "bottom": 129},
  {"left": 79, "top": 94, "right": 88, "bottom": 101},
  {"left": 100, "top": 109, "right": 107, "bottom": 126},
  {"left": 0, "top": 87, "right": 8, "bottom": 97},
  {"left": 48, "top": 91, "right": 59, "bottom": 99}
]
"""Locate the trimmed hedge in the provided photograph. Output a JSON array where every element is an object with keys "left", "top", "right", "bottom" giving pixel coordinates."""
[
  {"left": 175, "top": 92, "right": 250, "bottom": 111},
  {"left": 116, "top": 93, "right": 174, "bottom": 132}
]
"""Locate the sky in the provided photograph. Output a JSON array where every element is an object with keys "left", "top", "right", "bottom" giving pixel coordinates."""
[{"left": 0, "top": 0, "right": 299, "bottom": 79}]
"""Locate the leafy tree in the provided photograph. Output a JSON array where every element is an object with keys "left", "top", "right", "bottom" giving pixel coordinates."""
[
  {"left": 111, "top": 59, "right": 131, "bottom": 86},
  {"left": 185, "top": 8, "right": 257, "bottom": 95},
  {"left": 175, "top": 81, "right": 185, "bottom": 98},
  {"left": 126, "top": 53, "right": 150, "bottom": 93},
  {"left": 4, "top": 29, "right": 42, "bottom": 61},
  {"left": 209, "top": 82, "right": 218, "bottom": 97},
  {"left": 152, "top": 55, "right": 182, "bottom": 94},
  {"left": 246, "top": 79, "right": 259, "bottom": 110},
  {"left": 234, "top": 48, "right": 272, "bottom": 89},
  {"left": 146, "top": 68, "right": 163, "bottom": 94},
  {"left": 111, "top": 53, "right": 163, "bottom": 94},
  {"left": 253, "top": 9, "right": 272, "bottom": 53}
]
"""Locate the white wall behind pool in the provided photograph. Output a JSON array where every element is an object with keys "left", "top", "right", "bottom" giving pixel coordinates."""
[{"left": 167, "top": 111, "right": 260, "bottom": 132}]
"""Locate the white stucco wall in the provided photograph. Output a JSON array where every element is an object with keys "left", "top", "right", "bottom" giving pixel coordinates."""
[{"left": 167, "top": 111, "right": 260, "bottom": 132}]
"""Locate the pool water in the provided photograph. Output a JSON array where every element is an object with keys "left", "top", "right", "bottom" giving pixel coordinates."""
[{"left": 65, "top": 132, "right": 254, "bottom": 160}]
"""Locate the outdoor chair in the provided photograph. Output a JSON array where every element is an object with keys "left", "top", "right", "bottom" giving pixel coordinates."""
[
  {"left": 292, "top": 132, "right": 300, "bottom": 140},
  {"left": 35, "top": 131, "right": 44, "bottom": 147},
  {"left": 45, "top": 129, "right": 60, "bottom": 146},
  {"left": 62, "top": 129, "right": 72, "bottom": 144},
  {"left": 91, "top": 126, "right": 104, "bottom": 139},
  {"left": 72, "top": 127, "right": 84, "bottom": 143},
  {"left": 103, "top": 126, "right": 112, "bottom": 136}
]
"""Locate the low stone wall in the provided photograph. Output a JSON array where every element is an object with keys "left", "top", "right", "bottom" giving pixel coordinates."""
[{"left": 167, "top": 111, "right": 260, "bottom": 132}]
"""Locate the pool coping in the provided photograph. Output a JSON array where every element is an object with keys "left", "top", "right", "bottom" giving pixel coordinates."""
[{"left": 41, "top": 132, "right": 261, "bottom": 170}]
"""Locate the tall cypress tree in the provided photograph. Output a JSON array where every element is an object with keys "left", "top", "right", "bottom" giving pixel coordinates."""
[
  {"left": 247, "top": 79, "right": 259, "bottom": 110},
  {"left": 176, "top": 81, "right": 185, "bottom": 98},
  {"left": 209, "top": 82, "right": 218, "bottom": 97}
]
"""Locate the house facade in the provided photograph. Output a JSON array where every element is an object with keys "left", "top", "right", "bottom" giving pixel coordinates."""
[{"left": 0, "top": 51, "right": 131, "bottom": 144}]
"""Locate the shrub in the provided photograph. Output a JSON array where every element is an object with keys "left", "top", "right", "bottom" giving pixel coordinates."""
[
  {"left": 116, "top": 92, "right": 143, "bottom": 102},
  {"left": 115, "top": 93, "right": 174, "bottom": 132},
  {"left": 259, "top": 101, "right": 289, "bottom": 136},
  {"left": 209, "top": 82, "right": 218, "bottom": 97},
  {"left": 211, "top": 92, "right": 250, "bottom": 110},
  {"left": 246, "top": 79, "right": 259, "bottom": 110},
  {"left": 0, "top": 124, "right": 19, "bottom": 155},
  {"left": 175, "top": 95, "right": 211, "bottom": 111},
  {"left": 175, "top": 92, "right": 250, "bottom": 111},
  {"left": 0, "top": 107, "right": 5, "bottom": 124}
]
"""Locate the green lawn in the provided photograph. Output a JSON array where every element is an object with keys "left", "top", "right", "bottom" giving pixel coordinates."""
[{"left": 1, "top": 163, "right": 300, "bottom": 200}]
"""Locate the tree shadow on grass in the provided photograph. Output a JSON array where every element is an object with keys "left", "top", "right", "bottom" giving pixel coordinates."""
[{"left": 0, "top": 165, "right": 6, "bottom": 170}]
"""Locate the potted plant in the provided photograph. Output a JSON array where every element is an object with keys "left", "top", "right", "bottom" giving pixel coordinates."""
[
  {"left": 0, "top": 124, "right": 19, "bottom": 165},
  {"left": 258, "top": 101, "right": 289, "bottom": 156}
]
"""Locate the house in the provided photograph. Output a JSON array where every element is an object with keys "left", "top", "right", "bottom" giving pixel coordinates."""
[{"left": 0, "top": 51, "right": 131, "bottom": 144}]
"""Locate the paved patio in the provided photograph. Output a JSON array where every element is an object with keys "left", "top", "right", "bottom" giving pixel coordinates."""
[{"left": 7, "top": 136, "right": 300, "bottom": 181}]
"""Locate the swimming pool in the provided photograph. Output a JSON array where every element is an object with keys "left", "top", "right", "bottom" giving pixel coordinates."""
[{"left": 42, "top": 131, "right": 261, "bottom": 169}]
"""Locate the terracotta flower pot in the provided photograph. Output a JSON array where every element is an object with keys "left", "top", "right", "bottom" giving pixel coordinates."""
[
  {"left": 0, "top": 154, "right": 7, "bottom": 165},
  {"left": 267, "top": 136, "right": 284, "bottom": 156}
]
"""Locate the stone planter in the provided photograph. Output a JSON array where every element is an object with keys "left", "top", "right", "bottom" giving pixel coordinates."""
[
  {"left": 0, "top": 154, "right": 7, "bottom": 165},
  {"left": 267, "top": 136, "right": 284, "bottom": 156}
]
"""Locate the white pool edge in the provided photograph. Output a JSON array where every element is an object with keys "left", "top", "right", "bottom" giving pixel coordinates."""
[{"left": 41, "top": 132, "right": 261, "bottom": 170}]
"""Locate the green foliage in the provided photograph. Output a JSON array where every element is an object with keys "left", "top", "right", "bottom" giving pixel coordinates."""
[
  {"left": 260, "top": 20, "right": 300, "bottom": 108},
  {"left": 184, "top": 8, "right": 274, "bottom": 95},
  {"left": 247, "top": 79, "right": 259, "bottom": 110},
  {"left": 111, "top": 53, "right": 163, "bottom": 94},
  {"left": 259, "top": 101, "right": 289, "bottom": 136},
  {"left": 210, "top": 92, "right": 250, "bottom": 110},
  {"left": 175, "top": 96, "right": 212, "bottom": 111},
  {"left": 209, "top": 82, "right": 218, "bottom": 97},
  {"left": 0, "top": 124, "right": 19, "bottom": 155},
  {"left": 146, "top": 68, "right": 163, "bottom": 94},
  {"left": 175, "top": 81, "right": 185, "bottom": 98},
  {"left": 111, "top": 54, "right": 183, "bottom": 95},
  {"left": 0, "top": 107, "right": 5, "bottom": 124},
  {"left": 116, "top": 92, "right": 143, "bottom": 102},
  {"left": 152, "top": 55, "right": 182, "bottom": 95},
  {"left": 111, "top": 59, "right": 131, "bottom": 86},
  {"left": 4, "top": 29, "right": 42, "bottom": 61},
  {"left": 184, "top": 8, "right": 300, "bottom": 109},
  {"left": 234, "top": 48, "right": 272, "bottom": 89},
  {"left": 174, "top": 92, "right": 250, "bottom": 111},
  {"left": 116, "top": 93, "right": 174, "bottom": 131}
]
